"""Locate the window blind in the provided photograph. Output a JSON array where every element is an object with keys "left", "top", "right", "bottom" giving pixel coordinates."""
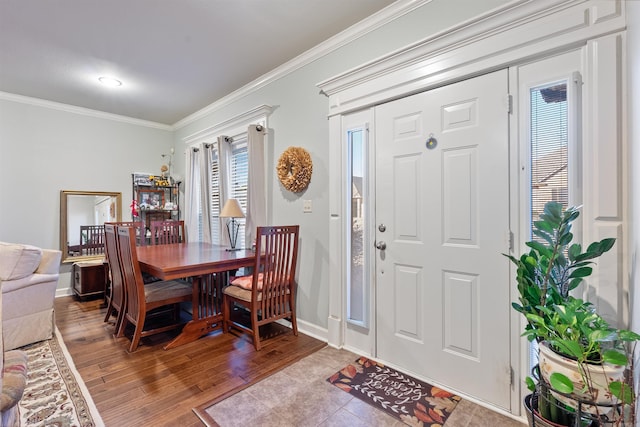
[
  {"left": 209, "top": 149, "right": 221, "bottom": 244},
  {"left": 530, "top": 83, "right": 568, "bottom": 236},
  {"left": 230, "top": 141, "right": 248, "bottom": 246}
]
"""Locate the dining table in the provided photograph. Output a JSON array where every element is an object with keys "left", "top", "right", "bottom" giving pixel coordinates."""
[{"left": 136, "top": 242, "right": 256, "bottom": 349}]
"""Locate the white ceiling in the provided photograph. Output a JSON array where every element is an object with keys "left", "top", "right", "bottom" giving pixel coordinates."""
[{"left": 0, "top": 0, "right": 397, "bottom": 125}]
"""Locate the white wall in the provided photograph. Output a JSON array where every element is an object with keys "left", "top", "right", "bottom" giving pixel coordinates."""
[
  {"left": 172, "top": 0, "right": 510, "bottom": 330},
  {"left": 0, "top": 98, "right": 173, "bottom": 290}
]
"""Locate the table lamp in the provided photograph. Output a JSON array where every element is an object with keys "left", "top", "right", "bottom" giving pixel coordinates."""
[{"left": 220, "top": 198, "right": 245, "bottom": 251}]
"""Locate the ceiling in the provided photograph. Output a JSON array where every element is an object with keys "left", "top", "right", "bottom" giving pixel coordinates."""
[{"left": 0, "top": 0, "right": 397, "bottom": 126}]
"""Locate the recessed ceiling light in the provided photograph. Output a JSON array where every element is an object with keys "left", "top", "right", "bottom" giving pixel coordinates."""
[{"left": 98, "top": 76, "right": 122, "bottom": 87}]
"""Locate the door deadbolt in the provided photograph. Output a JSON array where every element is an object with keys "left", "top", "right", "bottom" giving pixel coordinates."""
[
  {"left": 378, "top": 224, "right": 386, "bottom": 232},
  {"left": 375, "top": 241, "right": 387, "bottom": 250}
]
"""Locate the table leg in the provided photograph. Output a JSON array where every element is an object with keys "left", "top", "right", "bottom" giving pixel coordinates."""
[{"left": 163, "top": 273, "right": 224, "bottom": 350}]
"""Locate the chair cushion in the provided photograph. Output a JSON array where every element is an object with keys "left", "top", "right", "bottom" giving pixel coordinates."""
[
  {"left": 223, "top": 284, "right": 260, "bottom": 302},
  {"left": 0, "top": 350, "right": 28, "bottom": 411},
  {"left": 230, "top": 273, "right": 263, "bottom": 290},
  {"left": 144, "top": 280, "right": 192, "bottom": 303},
  {"left": 223, "top": 283, "right": 290, "bottom": 303},
  {"left": 0, "top": 242, "right": 42, "bottom": 281}
]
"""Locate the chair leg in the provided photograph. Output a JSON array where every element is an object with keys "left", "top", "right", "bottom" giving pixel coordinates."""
[
  {"left": 113, "top": 309, "right": 125, "bottom": 337},
  {"left": 116, "top": 315, "right": 128, "bottom": 338},
  {"left": 222, "top": 295, "right": 229, "bottom": 333},
  {"left": 290, "top": 299, "right": 298, "bottom": 336},
  {"left": 251, "top": 310, "right": 261, "bottom": 351},
  {"left": 129, "top": 315, "right": 144, "bottom": 352},
  {"left": 103, "top": 300, "right": 114, "bottom": 323}
]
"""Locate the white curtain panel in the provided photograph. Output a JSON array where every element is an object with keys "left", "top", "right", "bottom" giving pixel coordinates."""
[
  {"left": 185, "top": 147, "right": 201, "bottom": 242},
  {"left": 198, "top": 143, "right": 215, "bottom": 244},
  {"left": 245, "top": 125, "right": 266, "bottom": 248},
  {"left": 217, "top": 136, "right": 232, "bottom": 246}
]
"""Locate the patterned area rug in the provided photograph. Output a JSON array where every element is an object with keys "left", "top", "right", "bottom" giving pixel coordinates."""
[
  {"left": 328, "top": 357, "right": 461, "bottom": 427},
  {"left": 18, "top": 327, "right": 104, "bottom": 427}
]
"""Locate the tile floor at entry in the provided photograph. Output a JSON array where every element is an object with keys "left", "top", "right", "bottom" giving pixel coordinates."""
[{"left": 203, "top": 346, "right": 524, "bottom": 426}]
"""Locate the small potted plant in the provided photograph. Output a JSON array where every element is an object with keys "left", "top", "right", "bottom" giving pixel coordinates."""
[{"left": 506, "top": 202, "right": 639, "bottom": 426}]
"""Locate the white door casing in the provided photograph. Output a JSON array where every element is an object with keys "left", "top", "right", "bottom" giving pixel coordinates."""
[{"left": 374, "top": 69, "right": 512, "bottom": 410}]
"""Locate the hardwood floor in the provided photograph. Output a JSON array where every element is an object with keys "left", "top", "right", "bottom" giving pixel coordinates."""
[{"left": 54, "top": 296, "right": 326, "bottom": 427}]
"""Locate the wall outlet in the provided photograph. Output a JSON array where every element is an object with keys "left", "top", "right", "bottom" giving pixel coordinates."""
[{"left": 303, "top": 199, "right": 312, "bottom": 213}]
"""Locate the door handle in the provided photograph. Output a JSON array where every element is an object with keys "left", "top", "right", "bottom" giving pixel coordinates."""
[{"left": 375, "top": 241, "right": 387, "bottom": 250}]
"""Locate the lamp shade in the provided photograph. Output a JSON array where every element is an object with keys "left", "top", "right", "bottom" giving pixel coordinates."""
[{"left": 220, "top": 198, "right": 245, "bottom": 218}]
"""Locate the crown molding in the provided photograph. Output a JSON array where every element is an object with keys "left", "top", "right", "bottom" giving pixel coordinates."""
[
  {"left": 0, "top": 91, "right": 173, "bottom": 131},
  {"left": 172, "top": 0, "right": 431, "bottom": 130},
  {"left": 316, "top": 0, "right": 624, "bottom": 116},
  {"left": 182, "top": 104, "right": 273, "bottom": 145}
]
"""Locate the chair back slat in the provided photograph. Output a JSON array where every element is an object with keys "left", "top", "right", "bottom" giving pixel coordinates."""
[
  {"left": 80, "top": 224, "right": 105, "bottom": 255},
  {"left": 150, "top": 220, "right": 185, "bottom": 245}
]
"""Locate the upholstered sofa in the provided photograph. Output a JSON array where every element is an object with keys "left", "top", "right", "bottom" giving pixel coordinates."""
[{"left": 0, "top": 242, "right": 62, "bottom": 350}]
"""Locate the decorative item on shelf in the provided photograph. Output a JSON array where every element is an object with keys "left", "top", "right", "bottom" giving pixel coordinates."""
[
  {"left": 277, "top": 146, "right": 313, "bottom": 193},
  {"left": 138, "top": 190, "right": 164, "bottom": 210},
  {"left": 220, "top": 198, "right": 245, "bottom": 251},
  {"left": 505, "top": 202, "right": 639, "bottom": 426},
  {"left": 130, "top": 200, "right": 139, "bottom": 218}
]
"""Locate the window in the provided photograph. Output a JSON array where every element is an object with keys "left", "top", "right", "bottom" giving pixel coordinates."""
[
  {"left": 184, "top": 105, "right": 271, "bottom": 246},
  {"left": 208, "top": 138, "right": 248, "bottom": 245},
  {"left": 530, "top": 82, "right": 569, "bottom": 236},
  {"left": 347, "top": 126, "right": 369, "bottom": 327},
  {"left": 528, "top": 80, "right": 571, "bottom": 369},
  {"left": 227, "top": 139, "right": 248, "bottom": 245}
]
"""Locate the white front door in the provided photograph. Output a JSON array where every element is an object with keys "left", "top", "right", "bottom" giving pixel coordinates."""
[{"left": 375, "top": 69, "right": 512, "bottom": 410}]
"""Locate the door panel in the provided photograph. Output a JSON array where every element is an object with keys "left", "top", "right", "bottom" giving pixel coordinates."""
[{"left": 375, "top": 69, "right": 511, "bottom": 410}]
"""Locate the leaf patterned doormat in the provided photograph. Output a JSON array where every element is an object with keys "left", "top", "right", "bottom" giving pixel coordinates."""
[{"left": 327, "top": 357, "right": 461, "bottom": 426}]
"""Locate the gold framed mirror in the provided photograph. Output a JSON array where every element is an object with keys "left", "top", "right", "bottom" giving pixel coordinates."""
[{"left": 60, "top": 190, "right": 122, "bottom": 263}]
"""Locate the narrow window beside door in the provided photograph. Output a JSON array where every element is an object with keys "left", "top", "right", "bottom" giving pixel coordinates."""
[
  {"left": 347, "top": 127, "right": 369, "bottom": 327},
  {"left": 530, "top": 82, "right": 569, "bottom": 230}
]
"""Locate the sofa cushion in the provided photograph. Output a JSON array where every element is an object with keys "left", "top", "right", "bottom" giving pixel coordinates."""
[
  {"left": 0, "top": 242, "right": 42, "bottom": 281},
  {"left": 0, "top": 350, "right": 28, "bottom": 411}
]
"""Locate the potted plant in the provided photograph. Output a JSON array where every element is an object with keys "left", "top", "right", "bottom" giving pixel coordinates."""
[{"left": 506, "top": 202, "right": 639, "bottom": 426}]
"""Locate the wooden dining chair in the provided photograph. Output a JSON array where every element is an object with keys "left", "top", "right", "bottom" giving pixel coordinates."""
[
  {"left": 103, "top": 224, "right": 127, "bottom": 333},
  {"left": 79, "top": 224, "right": 105, "bottom": 255},
  {"left": 150, "top": 220, "right": 185, "bottom": 245},
  {"left": 115, "top": 225, "right": 192, "bottom": 352},
  {"left": 222, "top": 225, "right": 299, "bottom": 350}
]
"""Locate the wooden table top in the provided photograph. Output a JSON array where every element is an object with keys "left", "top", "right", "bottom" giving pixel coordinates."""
[{"left": 136, "top": 242, "right": 256, "bottom": 281}]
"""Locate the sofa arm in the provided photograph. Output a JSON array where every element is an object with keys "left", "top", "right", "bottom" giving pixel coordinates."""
[{"left": 35, "top": 249, "right": 61, "bottom": 275}]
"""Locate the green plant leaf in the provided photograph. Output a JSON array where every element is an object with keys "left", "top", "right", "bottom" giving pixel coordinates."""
[
  {"left": 589, "top": 329, "right": 617, "bottom": 342},
  {"left": 526, "top": 241, "right": 552, "bottom": 257},
  {"left": 525, "top": 313, "right": 545, "bottom": 325},
  {"left": 602, "top": 349, "right": 628, "bottom": 366},
  {"left": 549, "top": 372, "right": 574, "bottom": 394},
  {"left": 568, "top": 266, "right": 592, "bottom": 279},
  {"left": 596, "top": 238, "right": 616, "bottom": 253},
  {"left": 558, "top": 231, "right": 573, "bottom": 246},
  {"left": 618, "top": 329, "right": 640, "bottom": 341},
  {"left": 567, "top": 278, "right": 583, "bottom": 291},
  {"left": 609, "top": 381, "right": 634, "bottom": 402},
  {"left": 525, "top": 376, "right": 536, "bottom": 392},
  {"left": 552, "top": 339, "right": 583, "bottom": 359},
  {"left": 568, "top": 243, "right": 581, "bottom": 261}
]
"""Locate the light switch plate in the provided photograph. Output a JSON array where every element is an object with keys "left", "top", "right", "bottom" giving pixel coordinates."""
[{"left": 303, "top": 199, "right": 312, "bottom": 213}]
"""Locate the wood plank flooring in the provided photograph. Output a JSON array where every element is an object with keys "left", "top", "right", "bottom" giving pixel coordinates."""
[{"left": 54, "top": 296, "right": 326, "bottom": 427}]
